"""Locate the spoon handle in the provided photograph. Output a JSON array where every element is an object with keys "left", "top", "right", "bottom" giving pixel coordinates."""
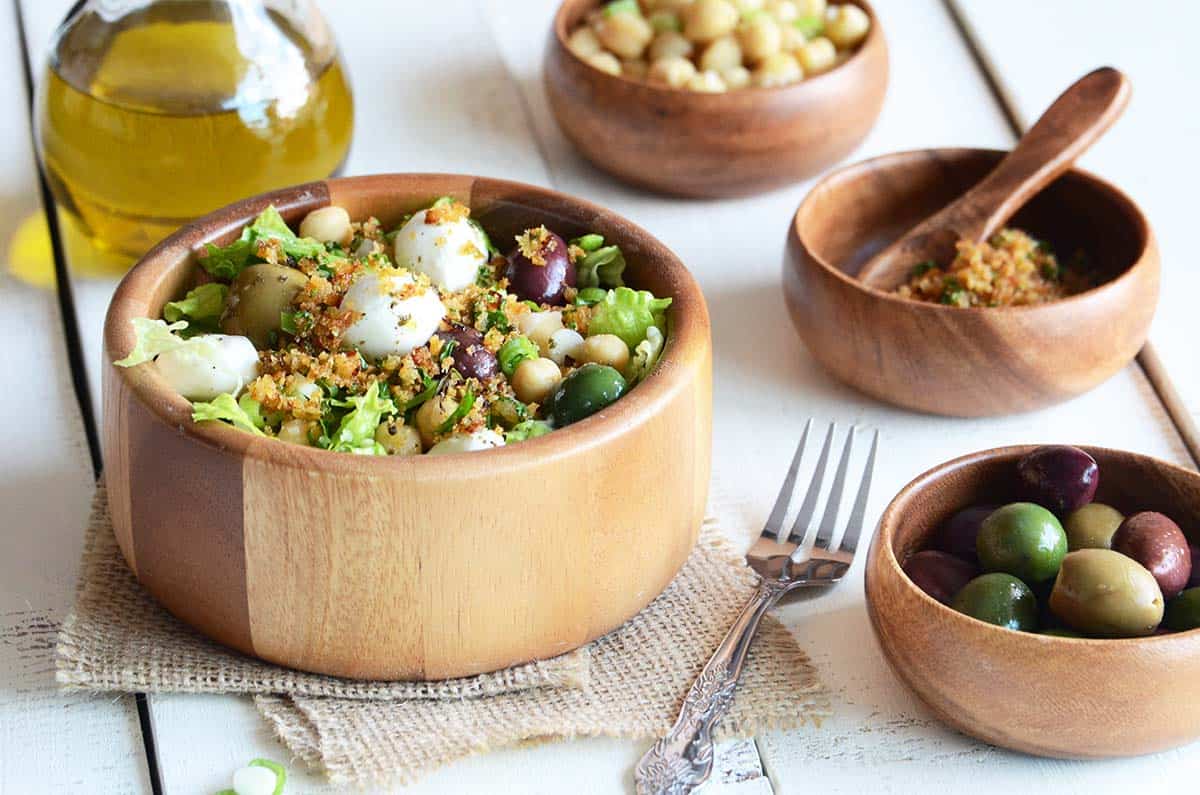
[{"left": 951, "top": 66, "right": 1131, "bottom": 244}]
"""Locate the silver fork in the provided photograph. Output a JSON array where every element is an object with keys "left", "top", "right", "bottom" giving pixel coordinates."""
[{"left": 634, "top": 420, "right": 880, "bottom": 795}]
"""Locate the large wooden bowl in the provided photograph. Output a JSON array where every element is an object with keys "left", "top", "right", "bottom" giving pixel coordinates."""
[
  {"left": 784, "top": 148, "right": 1159, "bottom": 416},
  {"left": 544, "top": 0, "right": 888, "bottom": 198},
  {"left": 102, "top": 174, "right": 712, "bottom": 680},
  {"left": 866, "top": 445, "right": 1200, "bottom": 758}
]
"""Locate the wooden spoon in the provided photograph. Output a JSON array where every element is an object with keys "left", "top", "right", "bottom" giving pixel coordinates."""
[{"left": 856, "top": 67, "right": 1131, "bottom": 290}]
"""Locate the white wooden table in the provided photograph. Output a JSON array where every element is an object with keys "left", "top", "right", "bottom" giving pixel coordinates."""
[{"left": 3, "top": 0, "right": 1199, "bottom": 792}]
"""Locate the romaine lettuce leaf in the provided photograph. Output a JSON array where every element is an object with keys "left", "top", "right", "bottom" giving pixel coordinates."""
[
  {"left": 326, "top": 382, "right": 397, "bottom": 455},
  {"left": 191, "top": 393, "right": 266, "bottom": 436},
  {"left": 587, "top": 287, "right": 671, "bottom": 350},
  {"left": 114, "top": 318, "right": 190, "bottom": 367},
  {"left": 199, "top": 205, "right": 325, "bottom": 279},
  {"left": 163, "top": 283, "right": 227, "bottom": 335},
  {"left": 576, "top": 245, "right": 626, "bottom": 289},
  {"left": 627, "top": 325, "right": 665, "bottom": 385}
]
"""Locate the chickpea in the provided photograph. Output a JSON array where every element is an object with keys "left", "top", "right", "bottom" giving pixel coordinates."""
[
  {"left": 684, "top": 0, "right": 739, "bottom": 43},
  {"left": 754, "top": 51, "right": 803, "bottom": 87},
  {"left": 780, "top": 24, "right": 806, "bottom": 52},
  {"left": 797, "top": 36, "right": 836, "bottom": 74},
  {"left": 648, "top": 55, "right": 698, "bottom": 88},
  {"left": 511, "top": 357, "right": 563, "bottom": 405},
  {"left": 579, "top": 334, "right": 632, "bottom": 373},
  {"left": 698, "top": 35, "right": 742, "bottom": 72},
  {"left": 567, "top": 27, "right": 603, "bottom": 59},
  {"left": 594, "top": 10, "right": 654, "bottom": 59},
  {"left": 732, "top": 0, "right": 765, "bottom": 13},
  {"left": 737, "top": 14, "right": 783, "bottom": 64},
  {"left": 794, "top": 0, "right": 827, "bottom": 16},
  {"left": 276, "top": 418, "right": 314, "bottom": 446},
  {"left": 299, "top": 206, "right": 352, "bottom": 247},
  {"left": 721, "top": 65, "right": 753, "bottom": 90},
  {"left": 585, "top": 51, "right": 622, "bottom": 76},
  {"left": 688, "top": 70, "right": 727, "bottom": 93},
  {"left": 765, "top": 0, "right": 799, "bottom": 23},
  {"left": 648, "top": 30, "right": 694, "bottom": 62},
  {"left": 825, "top": 4, "right": 870, "bottom": 49},
  {"left": 416, "top": 394, "right": 459, "bottom": 449},
  {"left": 622, "top": 58, "right": 649, "bottom": 80},
  {"left": 374, "top": 421, "right": 422, "bottom": 456}
]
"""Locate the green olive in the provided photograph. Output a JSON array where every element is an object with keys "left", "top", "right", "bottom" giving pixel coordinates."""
[
  {"left": 1064, "top": 502, "right": 1124, "bottom": 551},
  {"left": 1049, "top": 549, "right": 1164, "bottom": 637},
  {"left": 1038, "top": 627, "right": 1085, "bottom": 638},
  {"left": 220, "top": 263, "right": 308, "bottom": 348},
  {"left": 1164, "top": 587, "right": 1200, "bottom": 632},
  {"left": 549, "top": 363, "right": 627, "bottom": 427},
  {"left": 977, "top": 502, "right": 1068, "bottom": 583},
  {"left": 951, "top": 573, "right": 1038, "bottom": 631}
]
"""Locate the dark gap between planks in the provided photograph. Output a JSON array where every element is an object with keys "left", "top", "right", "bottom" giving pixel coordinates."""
[
  {"left": 942, "top": 0, "right": 1200, "bottom": 468},
  {"left": 13, "top": 2, "right": 163, "bottom": 794}
]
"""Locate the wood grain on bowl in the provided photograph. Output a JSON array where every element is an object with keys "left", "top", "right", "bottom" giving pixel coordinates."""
[
  {"left": 544, "top": 0, "right": 888, "bottom": 198},
  {"left": 784, "top": 148, "right": 1159, "bottom": 417},
  {"left": 866, "top": 445, "right": 1200, "bottom": 758},
  {"left": 102, "top": 175, "right": 712, "bottom": 680}
]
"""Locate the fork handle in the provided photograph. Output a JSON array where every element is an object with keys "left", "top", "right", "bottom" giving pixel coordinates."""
[{"left": 634, "top": 578, "right": 790, "bottom": 795}]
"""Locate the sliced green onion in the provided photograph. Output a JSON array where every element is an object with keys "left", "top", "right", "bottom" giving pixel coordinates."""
[{"left": 437, "top": 388, "right": 476, "bottom": 434}]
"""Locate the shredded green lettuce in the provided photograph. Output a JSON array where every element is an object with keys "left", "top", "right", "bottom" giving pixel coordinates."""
[
  {"left": 498, "top": 336, "right": 539, "bottom": 376},
  {"left": 163, "top": 283, "right": 227, "bottom": 335},
  {"left": 506, "top": 420, "right": 553, "bottom": 444},
  {"left": 325, "top": 382, "right": 396, "bottom": 455},
  {"left": 199, "top": 205, "right": 325, "bottom": 280},
  {"left": 191, "top": 393, "right": 267, "bottom": 436},
  {"left": 576, "top": 245, "right": 626, "bottom": 289},
  {"left": 114, "top": 318, "right": 190, "bottom": 367},
  {"left": 627, "top": 325, "right": 665, "bottom": 385},
  {"left": 437, "top": 387, "right": 475, "bottom": 434},
  {"left": 588, "top": 287, "right": 672, "bottom": 350}
]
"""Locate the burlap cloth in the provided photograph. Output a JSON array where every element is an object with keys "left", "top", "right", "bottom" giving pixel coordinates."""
[{"left": 58, "top": 488, "right": 829, "bottom": 787}]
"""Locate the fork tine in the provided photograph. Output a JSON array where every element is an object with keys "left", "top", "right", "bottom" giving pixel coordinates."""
[
  {"left": 786, "top": 423, "right": 836, "bottom": 545},
  {"left": 838, "top": 429, "right": 880, "bottom": 554},
  {"left": 813, "top": 426, "right": 857, "bottom": 551},
  {"left": 760, "top": 419, "right": 812, "bottom": 540}
]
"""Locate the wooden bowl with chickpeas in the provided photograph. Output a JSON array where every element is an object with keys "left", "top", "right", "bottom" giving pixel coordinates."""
[
  {"left": 102, "top": 173, "right": 712, "bottom": 680},
  {"left": 545, "top": 0, "right": 887, "bottom": 197}
]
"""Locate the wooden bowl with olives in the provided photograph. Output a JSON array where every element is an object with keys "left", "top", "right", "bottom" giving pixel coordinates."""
[
  {"left": 102, "top": 173, "right": 712, "bottom": 680},
  {"left": 544, "top": 0, "right": 888, "bottom": 198},
  {"left": 784, "top": 148, "right": 1160, "bottom": 416},
  {"left": 866, "top": 444, "right": 1200, "bottom": 758}
]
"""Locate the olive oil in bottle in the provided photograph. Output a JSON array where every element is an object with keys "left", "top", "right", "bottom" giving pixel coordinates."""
[{"left": 36, "top": 0, "right": 354, "bottom": 259}]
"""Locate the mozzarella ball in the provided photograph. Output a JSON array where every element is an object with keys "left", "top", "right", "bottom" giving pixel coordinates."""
[
  {"left": 393, "top": 209, "right": 489, "bottom": 291},
  {"left": 231, "top": 765, "right": 278, "bottom": 795},
  {"left": 299, "top": 206, "right": 351, "bottom": 246},
  {"left": 428, "top": 428, "right": 506, "bottom": 456},
  {"left": 155, "top": 334, "right": 259, "bottom": 401},
  {"left": 547, "top": 328, "right": 585, "bottom": 365},
  {"left": 342, "top": 269, "right": 446, "bottom": 360}
]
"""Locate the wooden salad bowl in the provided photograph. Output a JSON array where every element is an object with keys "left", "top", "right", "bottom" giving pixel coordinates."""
[
  {"left": 544, "top": 0, "right": 888, "bottom": 198},
  {"left": 784, "top": 148, "right": 1159, "bottom": 416},
  {"left": 102, "top": 174, "right": 712, "bottom": 680},
  {"left": 866, "top": 445, "right": 1200, "bottom": 758}
]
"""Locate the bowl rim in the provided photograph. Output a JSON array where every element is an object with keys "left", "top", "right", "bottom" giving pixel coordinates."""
[
  {"left": 104, "top": 173, "right": 711, "bottom": 474},
  {"left": 552, "top": 0, "right": 883, "bottom": 99},
  {"left": 874, "top": 443, "right": 1200, "bottom": 644},
  {"left": 792, "top": 147, "right": 1155, "bottom": 314}
]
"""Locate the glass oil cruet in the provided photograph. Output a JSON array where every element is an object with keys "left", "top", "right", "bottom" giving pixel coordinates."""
[{"left": 36, "top": 0, "right": 354, "bottom": 259}]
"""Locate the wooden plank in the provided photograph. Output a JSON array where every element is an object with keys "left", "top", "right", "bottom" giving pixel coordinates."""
[
  {"left": 1, "top": 1, "right": 151, "bottom": 787},
  {"left": 950, "top": 0, "right": 1200, "bottom": 453}
]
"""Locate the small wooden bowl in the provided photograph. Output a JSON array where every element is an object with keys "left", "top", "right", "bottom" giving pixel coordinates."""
[
  {"left": 784, "top": 148, "right": 1160, "bottom": 416},
  {"left": 866, "top": 445, "right": 1200, "bottom": 758},
  {"left": 544, "top": 0, "right": 888, "bottom": 198},
  {"left": 102, "top": 174, "right": 712, "bottom": 680}
]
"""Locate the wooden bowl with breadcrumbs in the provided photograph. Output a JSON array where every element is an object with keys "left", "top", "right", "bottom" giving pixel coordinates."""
[{"left": 102, "top": 174, "right": 712, "bottom": 680}]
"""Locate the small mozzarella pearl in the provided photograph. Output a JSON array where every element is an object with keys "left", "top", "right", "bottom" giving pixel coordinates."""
[
  {"left": 155, "top": 334, "right": 259, "bottom": 401},
  {"left": 393, "top": 209, "right": 489, "bottom": 291},
  {"left": 342, "top": 269, "right": 446, "bottom": 360},
  {"left": 547, "top": 328, "right": 584, "bottom": 365},
  {"left": 428, "top": 428, "right": 506, "bottom": 455}
]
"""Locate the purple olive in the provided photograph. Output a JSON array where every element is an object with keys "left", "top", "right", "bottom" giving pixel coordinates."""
[
  {"left": 1112, "top": 512, "right": 1193, "bottom": 600},
  {"left": 903, "top": 550, "right": 978, "bottom": 605},
  {"left": 933, "top": 505, "right": 997, "bottom": 564},
  {"left": 1190, "top": 545, "right": 1200, "bottom": 588},
  {"left": 1016, "top": 445, "right": 1099, "bottom": 514},
  {"left": 435, "top": 324, "right": 498, "bottom": 381},
  {"left": 505, "top": 227, "right": 575, "bottom": 305}
]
